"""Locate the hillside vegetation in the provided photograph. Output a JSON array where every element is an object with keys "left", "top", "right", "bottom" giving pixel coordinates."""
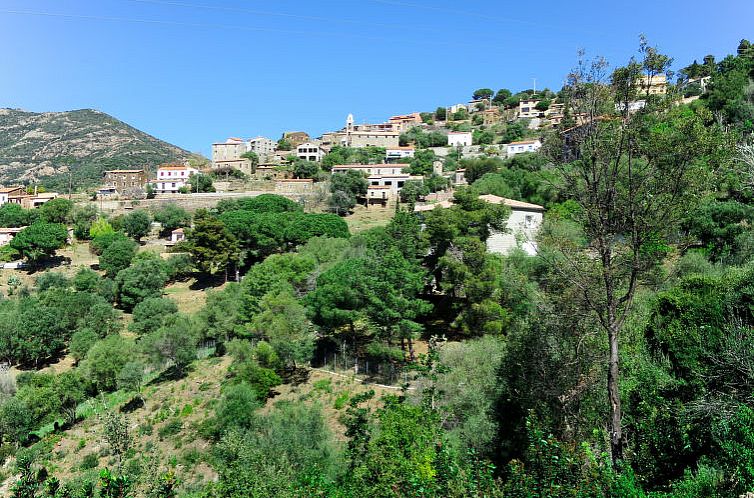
[
  {"left": 0, "top": 108, "right": 191, "bottom": 189},
  {"left": 1, "top": 38, "right": 754, "bottom": 498}
]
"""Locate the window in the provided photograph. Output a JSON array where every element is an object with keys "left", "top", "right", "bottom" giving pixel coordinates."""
[{"left": 524, "top": 215, "right": 533, "bottom": 228}]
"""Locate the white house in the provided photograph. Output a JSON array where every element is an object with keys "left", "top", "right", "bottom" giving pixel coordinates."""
[
  {"left": 506, "top": 139, "right": 542, "bottom": 157},
  {"left": 385, "top": 146, "right": 415, "bottom": 162},
  {"left": 153, "top": 165, "right": 200, "bottom": 194},
  {"left": 169, "top": 227, "right": 186, "bottom": 244},
  {"left": 414, "top": 194, "right": 544, "bottom": 255},
  {"left": 296, "top": 141, "right": 326, "bottom": 162},
  {"left": 447, "top": 132, "right": 472, "bottom": 147}
]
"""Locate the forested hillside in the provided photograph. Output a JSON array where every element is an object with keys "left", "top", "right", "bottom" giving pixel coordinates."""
[
  {"left": 0, "top": 109, "right": 191, "bottom": 189},
  {"left": 1, "top": 39, "right": 754, "bottom": 497}
]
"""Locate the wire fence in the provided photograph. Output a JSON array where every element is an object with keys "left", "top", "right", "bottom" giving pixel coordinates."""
[{"left": 312, "top": 352, "right": 411, "bottom": 386}]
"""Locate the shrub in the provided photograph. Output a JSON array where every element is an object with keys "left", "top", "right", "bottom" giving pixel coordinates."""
[
  {"left": 80, "top": 452, "right": 99, "bottom": 470},
  {"left": 158, "top": 419, "right": 183, "bottom": 440}
]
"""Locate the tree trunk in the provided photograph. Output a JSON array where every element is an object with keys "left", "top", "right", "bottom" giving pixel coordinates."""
[{"left": 607, "top": 324, "right": 623, "bottom": 464}]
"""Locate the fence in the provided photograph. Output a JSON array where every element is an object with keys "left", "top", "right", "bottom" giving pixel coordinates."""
[{"left": 312, "top": 351, "right": 412, "bottom": 386}]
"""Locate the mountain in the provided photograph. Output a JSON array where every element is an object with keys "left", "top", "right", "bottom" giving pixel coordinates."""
[{"left": 0, "top": 108, "right": 192, "bottom": 190}]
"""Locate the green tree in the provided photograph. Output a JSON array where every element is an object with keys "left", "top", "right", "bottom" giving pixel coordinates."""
[
  {"left": 185, "top": 213, "right": 240, "bottom": 278},
  {"left": 500, "top": 121, "right": 526, "bottom": 143},
  {"left": 99, "top": 238, "right": 137, "bottom": 277},
  {"left": 399, "top": 180, "right": 429, "bottom": 204},
  {"left": 122, "top": 209, "right": 151, "bottom": 241},
  {"left": 187, "top": 173, "right": 216, "bottom": 193},
  {"left": 473, "top": 88, "right": 494, "bottom": 100},
  {"left": 473, "top": 129, "right": 494, "bottom": 145},
  {"left": 293, "top": 160, "right": 319, "bottom": 179},
  {"left": 70, "top": 328, "right": 99, "bottom": 362},
  {"left": 461, "top": 156, "right": 504, "bottom": 183},
  {"left": 10, "top": 222, "right": 68, "bottom": 263},
  {"left": 214, "top": 382, "right": 262, "bottom": 433},
  {"left": 241, "top": 150, "right": 260, "bottom": 173},
  {"left": 240, "top": 194, "right": 302, "bottom": 214},
  {"left": 0, "top": 203, "right": 34, "bottom": 227},
  {"left": 407, "top": 149, "right": 436, "bottom": 175},
  {"left": 435, "top": 106, "right": 447, "bottom": 120},
  {"left": 535, "top": 99, "right": 551, "bottom": 111},
  {"left": 141, "top": 315, "right": 197, "bottom": 375},
  {"left": 71, "top": 204, "right": 98, "bottom": 240},
  {"left": 249, "top": 290, "right": 316, "bottom": 368},
  {"left": 493, "top": 88, "right": 512, "bottom": 104},
  {"left": 277, "top": 138, "right": 293, "bottom": 151},
  {"left": 39, "top": 197, "right": 73, "bottom": 224},
  {"left": 330, "top": 170, "right": 368, "bottom": 215},
  {"left": 151, "top": 204, "right": 190, "bottom": 234},
  {"left": 89, "top": 217, "right": 115, "bottom": 239},
  {"left": 0, "top": 396, "right": 33, "bottom": 445},
  {"left": 284, "top": 214, "right": 350, "bottom": 246},
  {"left": 82, "top": 335, "right": 134, "bottom": 392},
  {"left": 102, "top": 411, "right": 131, "bottom": 471},
  {"left": 115, "top": 258, "right": 168, "bottom": 311},
  {"left": 129, "top": 297, "right": 178, "bottom": 336}
]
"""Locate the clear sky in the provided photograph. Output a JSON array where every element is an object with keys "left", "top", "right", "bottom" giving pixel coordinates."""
[{"left": 1, "top": 0, "right": 752, "bottom": 155}]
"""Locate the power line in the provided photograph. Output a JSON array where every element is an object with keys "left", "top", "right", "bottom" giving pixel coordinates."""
[
  {"left": 0, "top": 8, "right": 492, "bottom": 49},
  {"left": 365, "top": 0, "right": 540, "bottom": 27},
  {"left": 124, "top": 0, "right": 430, "bottom": 32}
]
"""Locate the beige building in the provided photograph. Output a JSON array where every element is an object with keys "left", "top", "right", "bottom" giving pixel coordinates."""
[
  {"left": 0, "top": 186, "right": 26, "bottom": 204},
  {"left": 10, "top": 192, "right": 59, "bottom": 209},
  {"left": 518, "top": 99, "right": 542, "bottom": 119},
  {"left": 212, "top": 137, "right": 246, "bottom": 162},
  {"left": 388, "top": 113, "right": 422, "bottom": 129},
  {"left": 348, "top": 131, "right": 400, "bottom": 148},
  {"left": 638, "top": 74, "right": 668, "bottom": 95}
]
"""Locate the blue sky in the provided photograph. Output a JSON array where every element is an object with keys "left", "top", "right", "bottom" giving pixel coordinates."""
[{"left": 1, "top": 0, "right": 752, "bottom": 156}]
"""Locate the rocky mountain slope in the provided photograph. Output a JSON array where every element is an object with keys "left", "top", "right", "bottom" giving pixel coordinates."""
[{"left": 0, "top": 108, "right": 191, "bottom": 190}]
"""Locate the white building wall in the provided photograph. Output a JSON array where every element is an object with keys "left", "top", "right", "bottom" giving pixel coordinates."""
[
  {"left": 486, "top": 209, "right": 543, "bottom": 256},
  {"left": 448, "top": 133, "right": 472, "bottom": 147},
  {"left": 506, "top": 140, "right": 542, "bottom": 156}
]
